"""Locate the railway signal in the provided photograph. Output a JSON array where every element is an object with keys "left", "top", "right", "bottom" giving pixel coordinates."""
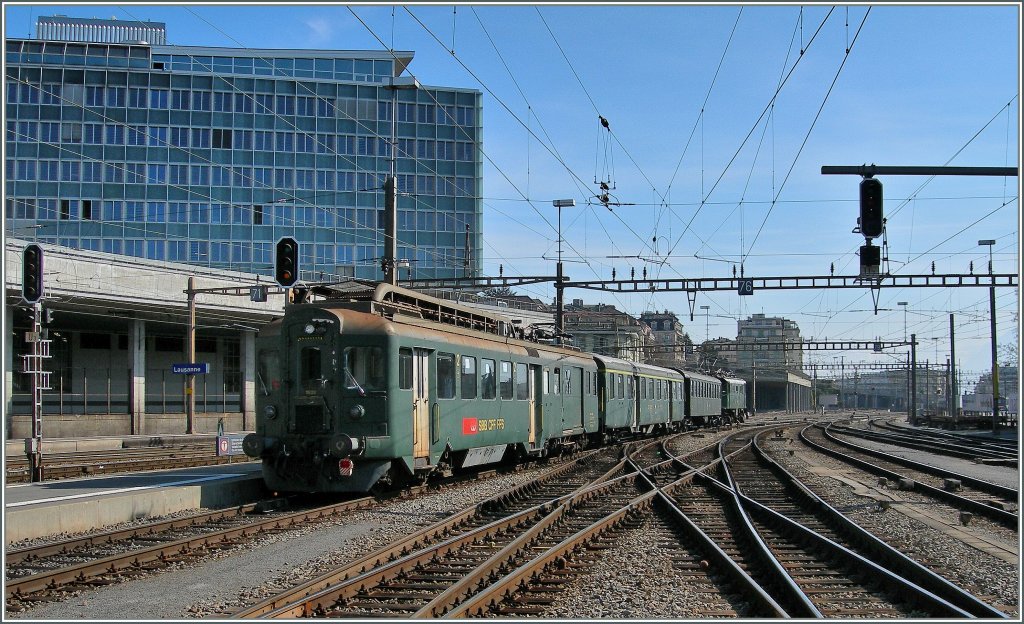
[
  {"left": 22, "top": 244, "right": 44, "bottom": 303},
  {"left": 275, "top": 237, "right": 299, "bottom": 288},
  {"left": 858, "top": 178, "right": 884, "bottom": 239}
]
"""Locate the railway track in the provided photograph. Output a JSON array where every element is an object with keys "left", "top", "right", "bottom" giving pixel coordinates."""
[
  {"left": 5, "top": 446, "right": 254, "bottom": 482},
  {"left": 800, "top": 423, "right": 1019, "bottom": 528},
  {"left": 869, "top": 418, "right": 1019, "bottom": 455},
  {"left": 726, "top": 427, "right": 1007, "bottom": 618},
  {"left": 4, "top": 448, "right": 616, "bottom": 607},
  {"left": 835, "top": 420, "right": 1018, "bottom": 466},
  {"left": 234, "top": 442, "right": 649, "bottom": 618}
]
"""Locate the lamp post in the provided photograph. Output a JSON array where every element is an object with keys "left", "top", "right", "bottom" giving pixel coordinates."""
[
  {"left": 978, "top": 239, "right": 999, "bottom": 432},
  {"left": 553, "top": 199, "right": 575, "bottom": 345},
  {"left": 383, "top": 77, "right": 420, "bottom": 286}
]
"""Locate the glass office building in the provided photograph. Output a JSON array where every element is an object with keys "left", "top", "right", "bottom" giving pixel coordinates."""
[{"left": 5, "top": 17, "right": 483, "bottom": 281}]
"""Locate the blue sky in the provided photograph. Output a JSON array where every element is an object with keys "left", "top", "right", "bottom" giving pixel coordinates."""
[{"left": 5, "top": 2, "right": 1020, "bottom": 389}]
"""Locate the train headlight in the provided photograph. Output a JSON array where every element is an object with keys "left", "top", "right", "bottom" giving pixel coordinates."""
[
  {"left": 264, "top": 404, "right": 278, "bottom": 420},
  {"left": 329, "top": 434, "right": 361, "bottom": 457},
  {"left": 349, "top": 404, "right": 365, "bottom": 419},
  {"left": 304, "top": 323, "right": 315, "bottom": 335}
]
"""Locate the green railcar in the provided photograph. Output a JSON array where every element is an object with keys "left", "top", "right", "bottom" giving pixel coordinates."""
[
  {"left": 721, "top": 377, "right": 749, "bottom": 422},
  {"left": 244, "top": 283, "right": 599, "bottom": 493},
  {"left": 682, "top": 370, "right": 723, "bottom": 427}
]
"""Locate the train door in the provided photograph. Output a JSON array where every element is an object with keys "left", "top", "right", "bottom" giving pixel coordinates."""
[
  {"left": 413, "top": 348, "right": 430, "bottom": 458},
  {"left": 571, "top": 366, "right": 584, "bottom": 430},
  {"left": 529, "top": 364, "right": 541, "bottom": 449}
]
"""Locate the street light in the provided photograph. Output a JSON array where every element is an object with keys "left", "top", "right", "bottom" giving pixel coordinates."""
[
  {"left": 383, "top": 76, "right": 420, "bottom": 285},
  {"left": 553, "top": 199, "right": 575, "bottom": 345},
  {"left": 978, "top": 239, "right": 999, "bottom": 432},
  {"left": 897, "top": 301, "right": 908, "bottom": 341}
]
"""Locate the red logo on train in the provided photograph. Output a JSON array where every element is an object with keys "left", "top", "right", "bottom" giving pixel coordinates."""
[{"left": 462, "top": 418, "right": 478, "bottom": 435}]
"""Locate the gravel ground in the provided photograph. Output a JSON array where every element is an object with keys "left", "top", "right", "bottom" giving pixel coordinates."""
[{"left": 765, "top": 436, "right": 1020, "bottom": 617}]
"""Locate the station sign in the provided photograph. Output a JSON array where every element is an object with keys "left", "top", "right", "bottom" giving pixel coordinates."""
[
  {"left": 172, "top": 363, "right": 210, "bottom": 374},
  {"left": 216, "top": 434, "right": 246, "bottom": 456},
  {"left": 738, "top": 278, "right": 754, "bottom": 296}
]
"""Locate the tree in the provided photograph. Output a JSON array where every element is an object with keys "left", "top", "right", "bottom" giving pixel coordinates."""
[{"left": 481, "top": 286, "right": 517, "bottom": 298}]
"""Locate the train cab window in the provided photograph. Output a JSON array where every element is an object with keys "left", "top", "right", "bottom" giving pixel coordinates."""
[
  {"left": 461, "top": 356, "right": 477, "bottom": 399},
  {"left": 341, "top": 346, "right": 385, "bottom": 394},
  {"left": 515, "top": 363, "right": 529, "bottom": 400},
  {"left": 257, "top": 349, "right": 280, "bottom": 394},
  {"left": 481, "top": 358, "right": 497, "bottom": 399},
  {"left": 299, "top": 347, "right": 323, "bottom": 390},
  {"left": 499, "top": 361, "right": 513, "bottom": 399},
  {"left": 437, "top": 352, "right": 456, "bottom": 399},
  {"left": 398, "top": 348, "right": 412, "bottom": 390}
]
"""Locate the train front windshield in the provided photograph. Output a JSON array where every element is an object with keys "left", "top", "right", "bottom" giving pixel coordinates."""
[{"left": 341, "top": 346, "right": 386, "bottom": 395}]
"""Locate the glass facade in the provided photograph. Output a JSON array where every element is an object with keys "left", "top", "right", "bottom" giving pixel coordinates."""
[{"left": 5, "top": 34, "right": 483, "bottom": 280}]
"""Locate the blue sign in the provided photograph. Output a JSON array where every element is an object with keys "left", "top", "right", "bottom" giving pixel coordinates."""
[
  {"left": 172, "top": 363, "right": 210, "bottom": 374},
  {"left": 217, "top": 434, "right": 246, "bottom": 456}
]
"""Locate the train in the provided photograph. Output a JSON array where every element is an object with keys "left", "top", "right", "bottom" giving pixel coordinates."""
[{"left": 242, "top": 282, "right": 750, "bottom": 493}]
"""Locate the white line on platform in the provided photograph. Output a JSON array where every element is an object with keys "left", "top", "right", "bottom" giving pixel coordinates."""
[{"left": 5, "top": 473, "right": 246, "bottom": 508}]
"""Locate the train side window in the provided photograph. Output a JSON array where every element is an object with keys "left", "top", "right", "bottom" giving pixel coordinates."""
[
  {"left": 616, "top": 374, "right": 623, "bottom": 398},
  {"left": 627, "top": 377, "right": 633, "bottom": 399},
  {"left": 499, "top": 361, "right": 513, "bottom": 400},
  {"left": 461, "top": 355, "right": 477, "bottom": 399},
  {"left": 515, "top": 363, "right": 529, "bottom": 400},
  {"left": 437, "top": 352, "right": 456, "bottom": 399},
  {"left": 398, "top": 348, "right": 412, "bottom": 390},
  {"left": 607, "top": 373, "right": 614, "bottom": 399},
  {"left": 481, "top": 358, "right": 496, "bottom": 399},
  {"left": 552, "top": 368, "right": 560, "bottom": 395},
  {"left": 657, "top": 380, "right": 663, "bottom": 400},
  {"left": 544, "top": 369, "right": 549, "bottom": 395},
  {"left": 563, "top": 368, "right": 571, "bottom": 395}
]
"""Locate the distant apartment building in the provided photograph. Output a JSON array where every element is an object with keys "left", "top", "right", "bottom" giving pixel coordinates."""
[
  {"left": 564, "top": 299, "right": 653, "bottom": 363},
  {"left": 734, "top": 313, "right": 803, "bottom": 374},
  {"left": 6, "top": 15, "right": 483, "bottom": 281},
  {"left": 639, "top": 310, "right": 691, "bottom": 369}
]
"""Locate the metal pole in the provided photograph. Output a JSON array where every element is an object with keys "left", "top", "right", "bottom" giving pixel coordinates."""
[
  {"left": 383, "top": 83, "right": 398, "bottom": 286},
  {"left": 910, "top": 333, "right": 917, "bottom": 424},
  {"left": 187, "top": 276, "right": 196, "bottom": 434},
  {"left": 28, "top": 302, "right": 43, "bottom": 482},
  {"left": 949, "top": 313, "right": 957, "bottom": 425},
  {"left": 384, "top": 176, "right": 397, "bottom": 286},
  {"left": 989, "top": 284, "right": 999, "bottom": 432},
  {"left": 821, "top": 165, "right": 1019, "bottom": 177}
]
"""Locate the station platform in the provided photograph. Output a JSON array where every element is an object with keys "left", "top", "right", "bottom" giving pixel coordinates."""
[
  {"left": 4, "top": 431, "right": 252, "bottom": 455},
  {"left": 3, "top": 461, "right": 267, "bottom": 545}
]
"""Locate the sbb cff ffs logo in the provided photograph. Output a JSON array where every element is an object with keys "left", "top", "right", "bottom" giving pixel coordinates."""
[
  {"left": 22, "top": 244, "right": 44, "bottom": 303},
  {"left": 275, "top": 237, "right": 299, "bottom": 288}
]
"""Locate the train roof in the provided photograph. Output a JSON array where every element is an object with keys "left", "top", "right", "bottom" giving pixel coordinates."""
[
  {"left": 721, "top": 376, "right": 747, "bottom": 385},
  {"left": 592, "top": 354, "right": 638, "bottom": 374},
  {"left": 632, "top": 361, "right": 685, "bottom": 380}
]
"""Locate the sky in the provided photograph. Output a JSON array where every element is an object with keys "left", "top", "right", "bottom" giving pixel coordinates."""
[{"left": 4, "top": 2, "right": 1021, "bottom": 391}]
